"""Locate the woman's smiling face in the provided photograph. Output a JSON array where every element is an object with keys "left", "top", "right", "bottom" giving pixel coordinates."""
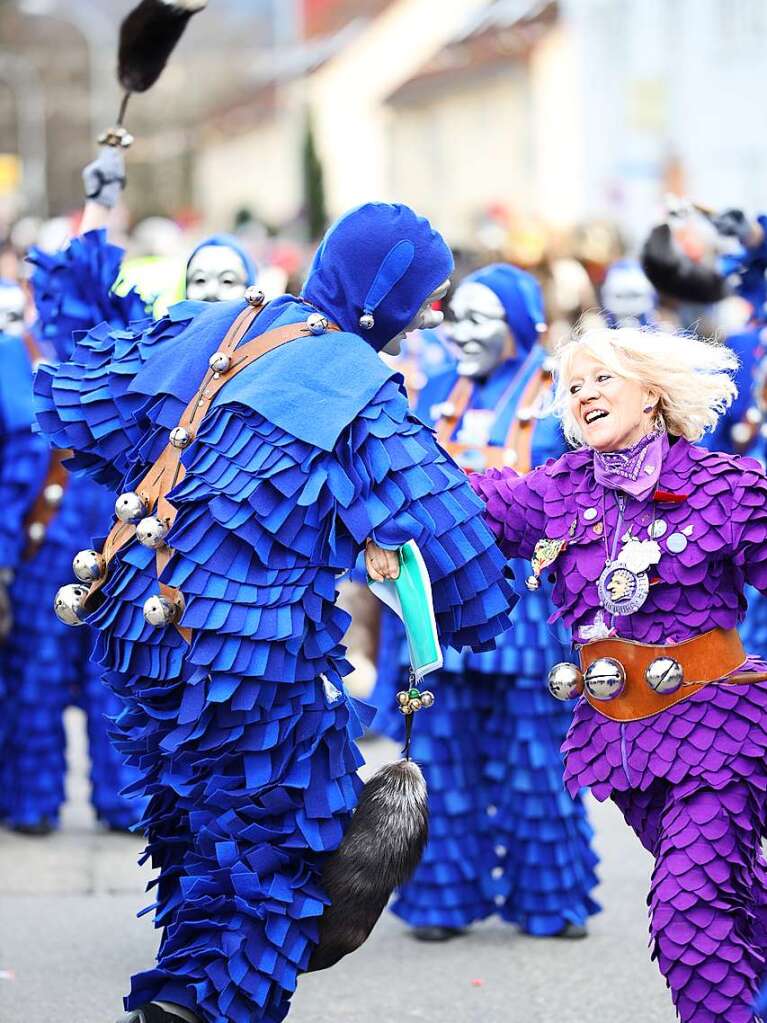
[{"left": 567, "top": 349, "right": 656, "bottom": 452}]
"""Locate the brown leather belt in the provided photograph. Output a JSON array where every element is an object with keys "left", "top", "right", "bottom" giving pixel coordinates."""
[
  {"left": 579, "top": 627, "right": 767, "bottom": 722},
  {"left": 85, "top": 302, "right": 338, "bottom": 643}
]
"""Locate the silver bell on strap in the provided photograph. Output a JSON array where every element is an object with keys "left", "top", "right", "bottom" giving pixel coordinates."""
[
  {"left": 547, "top": 662, "right": 584, "bottom": 701},
  {"left": 54, "top": 583, "right": 89, "bottom": 626},
  {"left": 43, "top": 483, "right": 64, "bottom": 507},
  {"left": 170, "top": 427, "right": 192, "bottom": 449},
  {"left": 584, "top": 657, "right": 626, "bottom": 701},
  {"left": 645, "top": 656, "right": 684, "bottom": 695},
  {"left": 209, "top": 351, "right": 232, "bottom": 374},
  {"left": 115, "top": 491, "right": 148, "bottom": 524},
  {"left": 245, "top": 286, "right": 265, "bottom": 307},
  {"left": 135, "top": 516, "right": 169, "bottom": 550},
  {"left": 306, "top": 312, "right": 328, "bottom": 335},
  {"left": 143, "top": 592, "right": 184, "bottom": 628},
  {"left": 73, "top": 549, "right": 106, "bottom": 583}
]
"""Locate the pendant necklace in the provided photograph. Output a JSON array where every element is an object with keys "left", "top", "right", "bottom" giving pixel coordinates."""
[{"left": 596, "top": 492, "right": 661, "bottom": 620}]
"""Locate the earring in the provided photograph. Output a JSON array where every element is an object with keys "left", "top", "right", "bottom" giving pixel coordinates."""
[{"left": 643, "top": 405, "right": 654, "bottom": 413}]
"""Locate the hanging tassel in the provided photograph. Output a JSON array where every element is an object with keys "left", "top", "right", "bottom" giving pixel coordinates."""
[
  {"left": 307, "top": 757, "right": 428, "bottom": 972},
  {"left": 118, "top": 0, "right": 208, "bottom": 94}
]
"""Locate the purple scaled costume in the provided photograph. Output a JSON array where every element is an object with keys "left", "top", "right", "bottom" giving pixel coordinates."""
[{"left": 471, "top": 434, "right": 767, "bottom": 1023}]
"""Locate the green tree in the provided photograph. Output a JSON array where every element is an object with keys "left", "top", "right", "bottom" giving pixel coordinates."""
[{"left": 302, "top": 113, "right": 327, "bottom": 241}]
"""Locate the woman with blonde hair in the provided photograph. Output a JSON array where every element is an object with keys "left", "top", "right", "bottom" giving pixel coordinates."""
[{"left": 470, "top": 325, "right": 767, "bottom": 1023}]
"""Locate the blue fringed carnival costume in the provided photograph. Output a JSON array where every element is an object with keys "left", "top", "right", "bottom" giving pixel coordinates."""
[
  {"left": 34, "top": 204, "right": 515, "bottom": 1023},
  {"left": 0, "top": 239, "right": 147, "bottom": 831},
  {"left": 373, "top": 263, "right": 600, "bottom": 937}
]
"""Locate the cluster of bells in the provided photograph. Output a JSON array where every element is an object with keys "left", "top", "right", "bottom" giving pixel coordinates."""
[
  {"left": 547, "top": 655, "right": 684, "bottom": 702},
  {"left": 396, "top": 686, "right": 436, "bottom": 715},
  {"left": 54, "top": 489, "right": 183, "bottom": 630}
]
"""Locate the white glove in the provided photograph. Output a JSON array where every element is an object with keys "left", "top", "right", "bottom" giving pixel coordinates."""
[{"left": 82, "top": 145, "right": 126, "bottom": 209}]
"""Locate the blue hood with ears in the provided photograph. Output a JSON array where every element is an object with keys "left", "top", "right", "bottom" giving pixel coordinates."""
[
  {"left": 465, "top": 263, "right": 546, "bottom": 357},
  {"left": 301, "top": 202, "right": 454, "bottom": 352},
  {"left": 186, "top": 233, "right": 258, "bottom": 287}
]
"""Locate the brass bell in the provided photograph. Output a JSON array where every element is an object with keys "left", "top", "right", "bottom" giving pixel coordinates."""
[
  {"left": 143, "top": 593, "right": 184, "bottom": 628},
  {"left": 209, "top": 351, "right": 231, "bottom": 374},
  {"left": 115, "top": 491, "right": 148, "bottom": 524},
  {"left": 584, "top": 657, "right": 626, "bottom": 701},
  {"left": 54, "top": 583, "right": 88, "bottom": 626},
  {"left": 645, "top": 656, "right": 684, "bottom": 695},
  {"left": 306, "top": 312, "right": 328, "bottom": 335},
  {"left": 398, "top": 703, "right": 413, "bottom": 716},
  {"left": 547, "top": 662, "right": 584, "bottom": 701},
  {"left": 73, "top": 549, "right": 106, "bottom": 583},
  {"left": 410, "top": 697, "right": 423, "bottom": 712},
  {"left": 43, "top": 483, "right": 64, "bottom": 507},
  {"left": 135, "top": 516, "right": 169, "bottom": 550},
  {"left": 170, "top": 427, "right": 191, "bottom": 449},
  {"left": 396, "top": 691, "right": 409, "bottom": 706}
]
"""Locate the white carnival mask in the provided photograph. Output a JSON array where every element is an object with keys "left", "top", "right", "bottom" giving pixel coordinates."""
[
  {"left": 444, "top": 281, "right": 512, "bottom": 378},
  {"left": 185, "top": 244, "right": 250, "bottom": 303}
]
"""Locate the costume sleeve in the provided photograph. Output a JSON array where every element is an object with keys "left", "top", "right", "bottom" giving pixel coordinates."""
[
  {"left": 469, "top": 464, "right": 548, "bottom": 562},
  {"left": 731, "top": 458, "right": 767, "bottom": 593},
  {"left": 332, "top": 378, "right": 516, "bottom": 652},
  {"left": 33, "top": 310, "right": 194, "bottom": 489},
  {"left": 27, "top": 229, "right": 148, "bottom": 361}
]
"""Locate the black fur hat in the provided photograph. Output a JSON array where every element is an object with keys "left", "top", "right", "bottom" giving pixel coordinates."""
[
  {"left": 641, "top": 223, "right": 729, "bottom": 305},
  {"left": 307, "top": 759, "right": 429, "bottom": 972},
  {"left": 118, "top": 0, "right": 208, "bottom": 93}
]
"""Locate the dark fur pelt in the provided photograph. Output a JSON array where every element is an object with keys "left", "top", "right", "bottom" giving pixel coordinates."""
[
  {"left": 307, "top": 759, "right": 428, "bottom": 972},
  {"left": 118, "top": 0, "right": 207, "bottom": 93},
  {"left": 641, "top": 223, "right": 728, "bottom": 305}
]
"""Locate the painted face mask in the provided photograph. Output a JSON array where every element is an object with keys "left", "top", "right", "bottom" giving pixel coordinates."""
[
  {"left": 444, "top": 281, "right": 512, "bottom": 378},
  {"left": 185, "top": 245, "right": 251, "bottom": 303},
  {"left": 0, "top": 282, "right": 25, "bottom": 338},
  {"left": 382, "top": 278, "right": 450, "bottom": 356}
]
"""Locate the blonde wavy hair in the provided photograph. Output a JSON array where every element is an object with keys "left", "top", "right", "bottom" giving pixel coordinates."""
[{"left": 554, "top": 326, "right": 739, "bottom": 447}]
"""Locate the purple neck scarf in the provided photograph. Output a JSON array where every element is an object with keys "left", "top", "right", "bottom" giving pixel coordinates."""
[{"left": 592, "top": 431, "right": 668, "bottom": 499}]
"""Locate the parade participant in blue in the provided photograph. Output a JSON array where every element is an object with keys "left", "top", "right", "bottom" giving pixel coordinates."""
[
  {"left": 599, "top": 259, "right": 657, "bottom": 329},
  {"left": 0, "top": 264, "right": 145, "bottom": 834},
  {"left": 373, "top": 263, "right": 600, "bottom": 943},
  {"left": 35, "top": 201, "right": 515, "bottom": 1023}
]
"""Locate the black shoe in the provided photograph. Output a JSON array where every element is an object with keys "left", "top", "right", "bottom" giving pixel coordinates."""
[
  {"left": 412, "top": 926, "right": 467, "bottom": 942},
  {"left": 12, "top": 817, "right": 54, "bottom": 836},
  {"left": 116, "top": 1006, "right": 194, "bottom": 1023},
  {"left": 553, "top": 921, "right": 588, "bottom": 939}
]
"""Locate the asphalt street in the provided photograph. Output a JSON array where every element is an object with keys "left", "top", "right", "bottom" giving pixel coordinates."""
[{"left": 0, "top": 709, "right": 676, "bottom": 1023}]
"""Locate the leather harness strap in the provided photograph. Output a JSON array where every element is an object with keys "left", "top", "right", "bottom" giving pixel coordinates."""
[
  {"left": 86, "top": 304, "right": 339, "bottom": 644},
  {"left": 579, "top": 627, "right": 767, "bottom": 722}
]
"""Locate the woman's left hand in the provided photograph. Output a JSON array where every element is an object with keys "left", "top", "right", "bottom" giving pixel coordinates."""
[{"left": 365, "top": 540, "right": 400, "bottom": 582}]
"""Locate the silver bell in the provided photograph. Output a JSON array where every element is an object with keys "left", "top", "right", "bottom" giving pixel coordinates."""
[
  {"left": 584, "top": 657, "right": 626, "bottom": 701},
  {"left": 245, "top": 286, "right": 265, "bottom": 307},
  {"left": 143, "top": 593, "right": 184, "bottom": 628},
  {"left": 115, "top": 491, "right": 148, "bottom": 525},
  {"left": 73, "top": 549, "right": 106, "bottom": 583},
  {"left": 645, "top": 656, "right": 684, "bottom": 695},
  {"left": 359, "top": 313, "right": 375, "bottom": 330},
  {"left": 209, "top": 351, "right": 231, "bottom": 374},
  {"left": 420, "top": 690, "right": 435, "bottom": 708},
  {"left": 27, "top": 522, "right": 46, "bottom": 544},
  {"left": 135, "top": 516, "right": 169, "bottom": 550},
  {"left": 306, "top": 312, "right": 328, "bottom": 335},
  {"left": 43, "top": 483, "right": 64, "bottom": 507},
  {"left": 53, "top": 583, "right": 88, "bottom": 627},
  {"left": 547, "top": 662, "right": 584, "bottom": 701},
  {"left": 170, "top": 427, "right": 192, "bottom": 449}
]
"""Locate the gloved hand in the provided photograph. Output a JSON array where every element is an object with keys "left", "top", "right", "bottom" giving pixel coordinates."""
[
  {"left": 712, "top": 208, "right": 756, "bottom": 246},
  {"left": 82, "top": 145, "right": 126, "bottom": 209}
]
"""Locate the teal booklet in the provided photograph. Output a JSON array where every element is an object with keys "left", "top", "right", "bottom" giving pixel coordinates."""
[{"left": 368, "top": 540, "right": 443, "bottom": 681}]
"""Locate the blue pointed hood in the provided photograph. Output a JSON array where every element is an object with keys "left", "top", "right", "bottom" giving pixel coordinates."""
[
  {"left": 465, "top": 263, "right": 545, "bottom": 356},
  {"left": 301, "top": 202, "right": 454, "bottom": 352},
  {"left": 186, "top": 233, "right": 258, "bottom": 287}
]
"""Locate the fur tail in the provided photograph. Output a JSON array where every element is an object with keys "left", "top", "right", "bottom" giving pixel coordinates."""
[
  {"left": 307, "top": 759, "right": 428, "bottom": 972},
  {"left": 118, "top": 0, "right": 208, "bottom": 93},
  {"left": 641, "top": 223, "right": 728, "bottom": 304}
]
